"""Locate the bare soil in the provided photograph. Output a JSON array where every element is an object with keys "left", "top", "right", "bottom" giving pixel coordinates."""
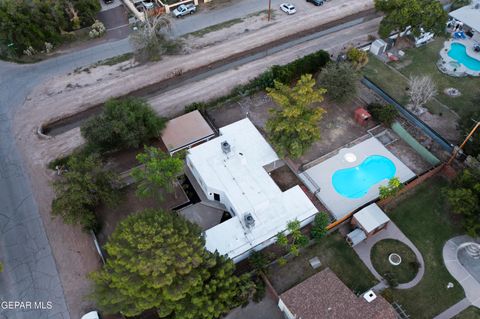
[{"left": 95, "top": 183, "right": 189, "bottom": 247}]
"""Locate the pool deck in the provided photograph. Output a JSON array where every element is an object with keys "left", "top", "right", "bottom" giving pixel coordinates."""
[
  {"left": 299, "top": 137, "right": 415, "bottom": 220},
  {"left": 438, "top": 39, "right": 480, "bottom": 77}
]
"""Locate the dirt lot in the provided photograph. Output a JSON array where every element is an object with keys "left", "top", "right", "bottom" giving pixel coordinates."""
[
  {"left": 206, "top": 91, "right": 375, "bottom": 166},
  {"left": 96, "top": 183, "right": 189, "bottom": 247}
]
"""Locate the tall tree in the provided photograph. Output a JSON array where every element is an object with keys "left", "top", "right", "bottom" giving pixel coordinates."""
[
  {"left": 374, "top": 0, "right": 448, "bottom": 38},
  {"left": 407, "top": 75, "right": 437, "bottom": 114},
  {"left": 266, "top": 74, "right": 326, "bottom": 158},
  {"left": 444, "top": 169, "right": 480, "bottom": 237},
  {"left": 459, "top": 109, "right": 480, "bottom": 158},
  {"left": 90, "top": 209, "right": 254, "bottom": 318},
  {"left": 131, "top": 146, "right": 184, "bottom": 200},
  {"left": 317, "top": 62, "right": 359, "bottom": 102},
  {"left": 51, "top": 153, "right": 119, "bottom": 230},
  {"left": 130, "top": 15, "right": 180, "bottom": 63},
  {"left": 81, "top": 98, "right": 166, "bottom": 154}
]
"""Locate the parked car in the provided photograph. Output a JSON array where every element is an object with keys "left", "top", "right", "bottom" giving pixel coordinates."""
[
  {"left": 173, "top": 4, "right": 197, "bottom": 18},
  {"left": 307, "top": 0, "right": 324, "bottom": 6},
  {"left": 280, "top": 3, "right": 296, "bottom": 14},
  {"left": 103, "top": 0, "right": 114, "bottom": 4}
]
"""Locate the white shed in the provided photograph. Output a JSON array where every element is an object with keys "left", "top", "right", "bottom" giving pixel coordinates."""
[{"left": 370, "top": 39, "right": 387, "bottom": 56}]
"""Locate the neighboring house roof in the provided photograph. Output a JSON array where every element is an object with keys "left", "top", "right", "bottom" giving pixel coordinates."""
[
  {"left": 354, "top": 203, "right": 390, "bottom": 233},
  {"left": 280, "top": 268, "right": 397, "bottom": 319},
  {"left": 187, "top": 118, "right": 317, "bottom": 260},
  {"left": 161, "top": 110, "right": 215, "bottom": 154},
  {"left": 449, "top": 1, "right": 480, "bottom": 32}
]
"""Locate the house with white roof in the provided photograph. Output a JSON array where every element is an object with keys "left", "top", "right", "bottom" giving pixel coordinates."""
[
  {"left": 449, "top": 0, "right": 480, "bottom": 43},
  {"left": 186, "top": 118, "right": 318, "bottom": 262}
]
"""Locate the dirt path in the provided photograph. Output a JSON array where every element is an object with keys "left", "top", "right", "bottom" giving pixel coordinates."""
[{"left": 13, "top": 1, "right": 376, "bottom": 316}]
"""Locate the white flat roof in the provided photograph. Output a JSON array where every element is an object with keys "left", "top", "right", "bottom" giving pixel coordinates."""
[
  {"left": 354, "top": 203, "right": 390, "bottom": 233},
  {"left": 302, "top": 137, "right": 415, "bottom": 219},
  {"left": 450, "top": 1, "right": 480, "bottom": 31},
  {"left": 187, "top": 119, "right": 317, "bottom": 260}
]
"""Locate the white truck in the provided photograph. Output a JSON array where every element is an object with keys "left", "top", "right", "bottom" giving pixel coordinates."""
[{"left": 173, "top": 4, "right": 196, "bottom": 18}]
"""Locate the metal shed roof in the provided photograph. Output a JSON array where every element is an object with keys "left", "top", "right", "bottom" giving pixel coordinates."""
[
  {"left": 161, "top": 110, "right": 215, "bottom": 154},
  {"left": 354, "top": 203, "right": 390, "bottom": 233}
]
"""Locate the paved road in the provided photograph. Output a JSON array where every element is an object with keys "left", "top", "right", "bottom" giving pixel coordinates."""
[{"left": 0, "top": 0, "right": 374, "bottom": 318}]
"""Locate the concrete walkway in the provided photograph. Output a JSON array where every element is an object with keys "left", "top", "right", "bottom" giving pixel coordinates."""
[
  {"left": 353, "top": 222, "right": 425, "bottom": 289},
  {"left": 434, "top": 298, "right": 471, "bottom": 319}
]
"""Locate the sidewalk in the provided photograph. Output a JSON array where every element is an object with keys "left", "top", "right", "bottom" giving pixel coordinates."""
[{"left": 353, "top": 221, "right": 425, "bottom": 290}]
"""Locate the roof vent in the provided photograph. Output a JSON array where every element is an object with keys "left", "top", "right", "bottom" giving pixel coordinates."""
[
  {"left": 244, "top": 213, "right": 255, "bottom": 228},
  {"left": 221, "top": 141, "right": 231, "bottom": 154},
  {"left": 363, "top": 290, "right": 377, "bottom": 303}
]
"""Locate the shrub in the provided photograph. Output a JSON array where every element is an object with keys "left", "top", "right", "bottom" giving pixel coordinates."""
[
  {"left": 379, "top": 177, "right": 404, "bottom": 200},
  {"left": 311, "top": 212, "right": 330, "bottom": 241},
  {"left": 89, "top": 20, "right": 106, "bottom": 38},
  {"left": 384, "top": 271, "right": 399, "bottom": 288},
  {"left": 252, "top": 276, "right": 266, "bottom": 303},
  {"left": 81, "top": 97, "right": 166, "bottom": 154},
  {"left": 346, "top": 47, "right": 368, "bottom": 69},
  {"left": 367, "top": 103, "right": 398, "bottom": 126}
]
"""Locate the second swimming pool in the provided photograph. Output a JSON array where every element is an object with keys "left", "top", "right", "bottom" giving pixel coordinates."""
[{"left": 448, "top": 42, "right": 480, "bottom": 72}]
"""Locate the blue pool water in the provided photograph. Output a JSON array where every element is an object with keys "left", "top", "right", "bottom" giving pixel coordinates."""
[
  {"left": 332, "top": 155, "right": 396, "bottom": 199},
  {"left": 448, "top": 43, "right": 480, "bottom": 71}
]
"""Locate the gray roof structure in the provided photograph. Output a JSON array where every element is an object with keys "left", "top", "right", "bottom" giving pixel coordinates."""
[{"left": 450, "top": 1, "right": 480, "bottom": 31}]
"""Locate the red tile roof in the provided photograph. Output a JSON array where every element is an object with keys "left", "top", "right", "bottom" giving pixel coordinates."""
[{"left": 280, "top": 268, "right": 397, "bottom": 319}]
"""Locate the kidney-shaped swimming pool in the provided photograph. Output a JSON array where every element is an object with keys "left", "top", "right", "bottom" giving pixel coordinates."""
[{"left": 332, "top": 155, "right": 396, "bottom": 199}]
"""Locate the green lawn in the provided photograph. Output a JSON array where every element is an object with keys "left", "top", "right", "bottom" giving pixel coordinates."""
[
  {"left": 453, "top": 306, "right": 480, "bottom": 319},
  {"left": 383, "top": 176, "right": 465, "bottom": 318},
  {"left": 266, "top": 232, "right": 377, "bottom": 294},
  {"left": 371, "top": 239, "right": 419, "bottom": 284},
  {"left": 363, "top": 38, "right": 480, "bottom": 117}
]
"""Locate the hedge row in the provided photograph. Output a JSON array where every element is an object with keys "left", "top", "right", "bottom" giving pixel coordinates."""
[{"left": 185, "top": 50, "right": 331, "bottom": 112}]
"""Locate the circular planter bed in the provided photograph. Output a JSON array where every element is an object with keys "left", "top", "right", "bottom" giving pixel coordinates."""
[{"left": 371, "top": 239, "right": 419, "bottom": 285}]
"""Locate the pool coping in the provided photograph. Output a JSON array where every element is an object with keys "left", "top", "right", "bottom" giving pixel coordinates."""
[
  {"left": 438, "top": 39, "right": 480, "bottom": 77},
  {"left": 300, "top": 137, "right": 416, "bottom": 220}
]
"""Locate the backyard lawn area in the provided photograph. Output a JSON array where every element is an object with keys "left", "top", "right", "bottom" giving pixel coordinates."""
[
  {"left": 371, "top": 239, "right": 419, "bottom": 284},
  {"left": 453, "top": 306, "right": 480, "bottom": 319},
  {"left": 363, "top": 38, "right": 480, "bottom": 117},
  {"left": 266, "top": 232, "right": 377, "bottom": 295},
  {"left": 383, "top": 176, "right": 465, "bottom": 318}
]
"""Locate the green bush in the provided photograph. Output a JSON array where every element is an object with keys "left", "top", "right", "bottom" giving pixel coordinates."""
[
  {"left": 51, "top": 153, "right": 119, "bottom": 231},
  {"left": 459, "top": 109, "right": 480, "bottom": 157},
  {"left": 81, "top": 97, "right": 166, "bottom": 154},
  {"left": 317, "top": 62, "right": 359, "bottom": 102},
  {"left": 0, "top": 0, "right": 100, "bottom": 56},
  {"left": 367, "top": 103, "right": 398, "bottom": 126},
  {"left": 183, "top": 51, "right": 330, "bottom": 114},
  {"left": 310, "top": 212, "right": 330, "bottom": 241},
  {"left": 450, "top": 0, "right": 471, "bottom": 11}
]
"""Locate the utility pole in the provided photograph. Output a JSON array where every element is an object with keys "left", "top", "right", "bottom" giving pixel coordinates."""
[
  {"left": 268, "top": 0, "right": 272, "bottom": 22},
  {"left": 447, "top": 121, "right": 480, "bottom": 165}
]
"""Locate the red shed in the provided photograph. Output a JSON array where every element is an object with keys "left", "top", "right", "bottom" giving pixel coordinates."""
[{"left": 354, "top": 107, "right": 371, "bottom": 126}]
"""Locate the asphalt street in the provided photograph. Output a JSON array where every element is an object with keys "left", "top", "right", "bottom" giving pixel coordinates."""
[{"left": 0, "top": 0, "right": 372, "bottom": 317}]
